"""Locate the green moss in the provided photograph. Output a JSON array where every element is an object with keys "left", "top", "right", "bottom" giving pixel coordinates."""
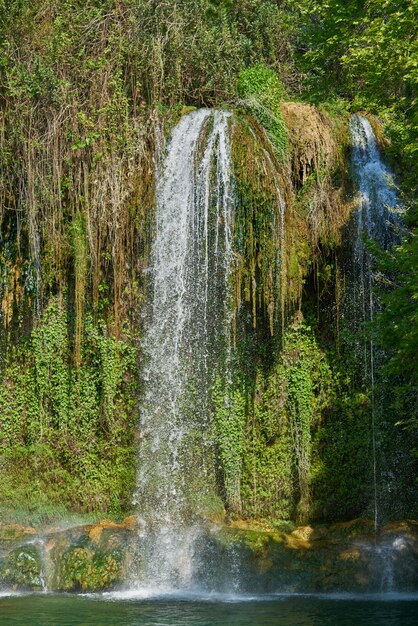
[
  {"left": 237, "top": 65, "right": 289, "bottom": 161},
  {"left": 0, "top": 544, "right": 43, "bottom": 590},
  {"left": 53, "top": 545, "right": 124, "bottom": 591}
]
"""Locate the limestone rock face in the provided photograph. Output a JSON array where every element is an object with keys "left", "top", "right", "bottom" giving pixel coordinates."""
[{"left": 0, "top": 517, "right": 417, "bottom": 593}]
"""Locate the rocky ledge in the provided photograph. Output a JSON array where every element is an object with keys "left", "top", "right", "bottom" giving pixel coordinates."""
[{"left": 0, "top": 518, "right": 417, "bottom": 593}]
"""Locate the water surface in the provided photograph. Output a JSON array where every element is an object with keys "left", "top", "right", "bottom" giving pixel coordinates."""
[{"left": 1, "top": 593, "right": 417, "bottom": 625}]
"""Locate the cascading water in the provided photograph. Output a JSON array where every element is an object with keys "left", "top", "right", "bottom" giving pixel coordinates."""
[
  {"left": 129, "top": 110, "right": 403, "bottom": 594},
  {"left": 349, "top": 114, "right": 401, "bottom": 529},
  {"left": 133, "top": 109, "right": 234, "bottom": 591}
]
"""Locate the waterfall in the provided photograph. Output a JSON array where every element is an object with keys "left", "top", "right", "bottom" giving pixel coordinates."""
[
  {"left": 358, "top": 535, "right": 411, "bottom": 594},
  {"left": 133, "top": 109, "right": 234, "bottom": 590},
  {"left": 349, "top": 114, "right": 401, "bottom": 529}
]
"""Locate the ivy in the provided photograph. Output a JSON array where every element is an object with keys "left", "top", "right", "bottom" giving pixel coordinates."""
[
  {"left": 213, "top": 321, "right": 333, "bottom": 523},
  {"left": 213, "top": 377, "right": 246, "bottom": 515},
  {"left": 0, "top": 297, "right": 139, "bottom": 521},
  {"left": 281, "top": 320, "right": 333, "bottom": 521}
]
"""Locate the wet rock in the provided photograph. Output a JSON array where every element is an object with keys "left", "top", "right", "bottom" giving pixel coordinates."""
[
  {"left": 0, "top": 517, "right": 417, "bottom": 593},
  {"left": 382, "top": 519, "right": 418, "bottom": 539},
  {"left": 46, "top": 520, "right": 133, "bottom": 591},
  {"left": 50, "top": 544, "right": 124, "bottom": 591},
  {"left": 0, "top": 544, "right": 43, "bottom": 590},
  {"left": 196, "top": 519, "right": 418, "bottom": 594}
]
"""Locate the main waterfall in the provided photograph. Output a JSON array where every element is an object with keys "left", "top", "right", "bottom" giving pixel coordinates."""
[{"left": 133, "top": 109, "right": 234, "bottom": 590}]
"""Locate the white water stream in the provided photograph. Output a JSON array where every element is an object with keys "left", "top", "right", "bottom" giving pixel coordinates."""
[
  {"left": 349, "top": 114, "right": 401, "bottom": 530},
  {"left": 133, "top": 109, "right": 234, "bottom": 590}
]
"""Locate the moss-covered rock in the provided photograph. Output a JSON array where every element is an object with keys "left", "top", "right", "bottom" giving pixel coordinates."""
[
  {"left": 0, "top": 517, "right": 417, "bottom": 593},
  {"left": 195, "top": 519, "right": 418, "bottom": 593},
  {"left": 46, "top": 519, "right": 134, "bottom": 591},
  {"left": 325, "top": 518, "right": 376, "bottom": 542},
  {"left": 0, "top": 544, "right": 43, "bottom": 590},
  {"left": 50, "top": 545, "right": 124, "bottom": 591}
]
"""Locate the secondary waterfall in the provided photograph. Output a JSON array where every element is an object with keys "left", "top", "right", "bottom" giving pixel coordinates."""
[
  {"left": 133, "top": 109, "right": 234, "bottom": 590},
  {"left": 349, "top": 114, "right": 401, "bottom": 528}
]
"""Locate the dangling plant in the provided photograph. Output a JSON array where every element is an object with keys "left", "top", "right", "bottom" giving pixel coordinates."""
[{"left": 71, "top": 213, "right": 88, "bottom": 370}]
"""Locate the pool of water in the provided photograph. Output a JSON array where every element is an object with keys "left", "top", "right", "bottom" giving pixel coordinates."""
[{"left": 1, "top": 592, "right": 418, "bottom": 625}]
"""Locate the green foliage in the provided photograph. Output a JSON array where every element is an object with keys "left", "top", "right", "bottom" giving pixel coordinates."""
[
  {"left": 0, "top": 298, "right": 139, "bottom": 520},
  {"left": 281, "top": 320, "right": 332, "bottom": 521},
  {"left": 311, "top": 388, "right": 374, "bottom": 521},
  {"left": 213, "top": 377, "right": 246, "bottom": 514},
  {"left": 371, "top": 209, "right": 418, "bottom": 438},
  {"left": 237, "top": 65, "right": 288, "bottom": 160},
  {"left": 295, "top": 0, "right": 418, "bottom": 186},
  {"left": 214, "top": 321, "right": 333, "bottom": 522},
  {"left": 373, "top": 218, "right": 418, "bottom": 390},
  {"left": 241, "top": 366, "right": 294, "bottom": 520},
  {"left": 237, "top": 64, "right": 286, "bottom": 100}
]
